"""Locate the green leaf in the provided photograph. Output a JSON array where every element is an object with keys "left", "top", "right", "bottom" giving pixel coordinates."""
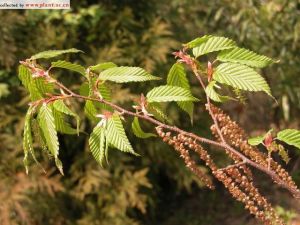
[
  {"left": 97, "top": 83, "right": 113, "bottom": 111},
  {"left": 82, "top": 80, "right": 98, "bottom": 122},
  {"left": 84, "top": 100, "right": 98, "bottom": 122},
  {"left": 177, "top": 101, "right": 194, "bottom": 119},
  {"left": 38, "top": 105, "right": 64, "bottom": 174},
  {"left": 98, "top": 84, "right": 112, "bottom": 101},
  {"left": 213, "top": 63, "right": 271, "bottom": 95},
  {"left": 18, "top": 65, "right": 54, "bottom": 100},
  {"left": 23, "top": 107, "right": 39, "bottom": 174},
  {"left": 18, "top": 65, "right": 42, "bottom": 101},
  {"left": 51, "top": 60, "right": 86, "bottom": 76},
  {"left": 30, "top": 48, "right": 83, "bottom": 60},
  {"left": 217, "top": 47, "right": 275, "bottom": 68},
  {"left": 98, "top": 66, "right": 161, "bottom": 83},
  {"left": 53, "top": 100, "right": 77, "bottom": 117},
  {"left": 205, "top": 81, "right": 232, "bottom": 102},
  {"left": 83, "top": 79, "right": 112, "bottom": 116},
  {"left": 52, "top": 109, "right": 77, "bottom": 135},
  {"left": 146, "top": 85, "right": 199, "bottom": 103},
  {"left": 192, "top": 36, "right": 236, "bottom": 58},
  {"left": 89, "top": 126, "right": 107, "bottom": 166},
  {"left": 106, "top": 115, "right": 137, "bottom": 155},
  {"left": 34, "top": 77, "right": 54, "bottom": 95},
  {"left": 277, "top": 129, "right": 300, "bottom": 149},
  {"left": 167, "top": 63, "right": 194, "bottom": 119},
  {"left": 38, "top": 105, "right": 59, "bottom": 159},
  {"left": 80, "top": 81, "right": 111, "bottom": 100},
  {"left": 132, "top": 117, "right": 156, "bottom": 139},
  {"left": 248, "top": 135, "right": 265, "bottom": 146},
  {"left": 31, "top": 118, "right": 48, "bottom": 153},
  {"left": 90, "top": 62, "right": 117, "bottom": 72},
  {"left": 53, "top": 100, "right": 80, "bottom": 134},
  {"left": 79, "top": 82, "right": 90, "bottom": 96},
  {"left": 146, "top": 102, "right": 171, "bottom": 123},
  {"left": 81, "top": 80, "right": 112, "bottom": 121},
  {"left": 184, "top": 35, "right": 212, "bottom": 48},
  {"left": 167, "top": 63, "right": 190, "bottom": 89}
]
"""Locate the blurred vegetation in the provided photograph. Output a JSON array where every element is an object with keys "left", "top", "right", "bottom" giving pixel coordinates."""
[{"left": 0, "top": 0, "right": 300, "bottom": 224}]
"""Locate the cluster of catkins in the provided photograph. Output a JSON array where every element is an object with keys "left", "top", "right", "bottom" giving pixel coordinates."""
[
  {"left": 156, "top": 126, "right": 216, "bottom": 189},
  {"left": 213, "top": 167, "right": 283, "bottom": 225},
  {"left": 155, "top": 109, "right": 290, "bottom": 224},
  {"left": 208, "top": 104, "right": 300, "bottom": 197}
]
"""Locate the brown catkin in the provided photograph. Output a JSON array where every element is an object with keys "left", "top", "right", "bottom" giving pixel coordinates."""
[
  {"left": 176, "top": 133, "right": 218, "bottom": 172},
  {"left": 208, "top": 104, "right": 300, "bottom": 197},
  {"left": 156, "top": 125, "right": 286, "bottom": 225},
  {"left": 211, "top": 124, "right": 254, "bottom": 180},
  {"left": 156, "top": 127, "right": 214, "bottom": 189},
  {"left": 214, "top": 167, "right": 284, "bottom": 225}
]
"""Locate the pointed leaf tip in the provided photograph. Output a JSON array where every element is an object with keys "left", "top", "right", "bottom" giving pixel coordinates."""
[
  {"left": 89, "top": 126, "right": 107, "bottom": 166},
  {"left": 106, "top": 115, "right": 138, "bottom": 155}
]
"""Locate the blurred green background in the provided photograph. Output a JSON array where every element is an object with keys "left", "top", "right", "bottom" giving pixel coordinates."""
[{"left": 1, "top": 0, "right": 300, "bottom": 224}]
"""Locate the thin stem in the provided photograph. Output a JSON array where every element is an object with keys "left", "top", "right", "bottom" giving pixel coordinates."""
[
  {"left": 218, "top": 160, "right": 247, "bottom": 172},
  {"left": 192, "top": 68, "right": 227, "bottom": 144},
  {"left": 53, "top": 80, "right": 76, "bottom": 96}
]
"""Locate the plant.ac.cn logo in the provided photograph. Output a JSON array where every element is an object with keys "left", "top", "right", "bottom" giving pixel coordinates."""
[{"left": 0, "top": 0, "right": 70, "bottom": 9}]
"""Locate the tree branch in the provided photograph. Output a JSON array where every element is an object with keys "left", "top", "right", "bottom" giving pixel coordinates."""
[{"left": 48, "top": 79, "right": 300, "bottom": 198}]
